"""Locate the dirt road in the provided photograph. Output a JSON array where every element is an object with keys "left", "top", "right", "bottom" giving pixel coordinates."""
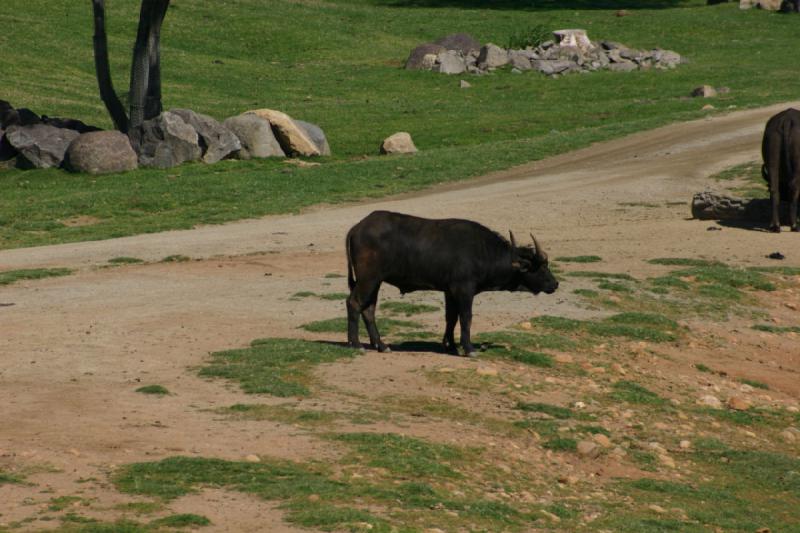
[{"left": 1, "top": 102, "right": 799, "bottom": 531}]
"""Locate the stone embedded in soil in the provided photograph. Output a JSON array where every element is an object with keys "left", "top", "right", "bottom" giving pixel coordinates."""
[
  {"left": 787, "top": 406, "right": 800, "bottom": 413},
  {"left": 781, "top": 430, "right": 797, "bottom": 443},
  {"left": 245, "top": 454, "right": 261, "bottom": 463},
  {"left": 698, "top": 394, "right": 722, "bottom": 408},
  {"left": 726, "top": 396, "right": 751, "bottom": 411},
  {"left": 476, "top": 366, "right": 498, "bottom": 377},
  {"left": 593, "top": 434, "right": 612, "bottom": 448},
  {"left": 555, "top": 353, "right": 573, "bottom": 363},
  {"left": 648, "top": 504, "right": 667, "bottom": 514},
  {"left": 577, "top": 440, "right": 600, "bottom": 458},
  {"left": 679, "top": 440, "right": 692, "bottom": 450}
]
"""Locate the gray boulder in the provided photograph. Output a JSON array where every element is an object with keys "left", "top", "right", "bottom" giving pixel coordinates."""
[
  {"left": 223, "top": 114, "right": 285, "bottom": 159},
  {"left": 6, "top": 124, "right": 80, "bottom": 168},
  {"left": 135, "top": 111, "right": 202, "bottom": 169},
  {"left": 437, "top": 50, "right": 466, "bottom": 74},
  {"left": 170, "top": 108, "right": 241, "bottom": 164},
  {"left": 65, "top": 131, "right": 138, "bottom": 174},
  {"left": 295, "top": 120, "right": 331, "bottom": 156},
  {"left": 406, "top": 43, "right": 447, "bottom": 70},
  {"left": 608, "top": 60, "right": 637, "bottom": 72},
  {"left": 434, "top": 33, "right": 481, "bottom": 55},
  {"left": 508, "top": 50, "right": 532, "bottom": 70},
  {"left": 478, "top": 43, "right": 508, "bottom": 68},
  {"left": 0, "top": 127, "right": 17, "bottom": 161}
]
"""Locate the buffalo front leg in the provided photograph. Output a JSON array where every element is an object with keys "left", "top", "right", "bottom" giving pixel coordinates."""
[
  {"left": 442, "top": 292, "right": 459, "bottom": 354},
  {"left": 790, "top": 183, "right": 800, "bottom": 232}
]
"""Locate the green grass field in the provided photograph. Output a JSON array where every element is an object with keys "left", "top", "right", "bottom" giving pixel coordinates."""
[{"left": 0, "top": 0, "right": 797, "bottom": 249}]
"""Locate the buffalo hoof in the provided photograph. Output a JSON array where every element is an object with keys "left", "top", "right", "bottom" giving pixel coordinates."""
[
  {"left": 792, "top": 226, "right": 799, "bottom": 232},
  {"left": 770, "top": 225, "right": 781, "bottom": 233},
  {"left": 377, "top": 344, "right": 391, "bottom": 353},
  {"left": 466, "top": 351, "right": 479, "bottom": 358}
]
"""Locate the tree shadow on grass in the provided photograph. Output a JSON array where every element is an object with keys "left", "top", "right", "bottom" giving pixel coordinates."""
[{"left": 369, "top": 0, "right": 699, "bottom": 11}]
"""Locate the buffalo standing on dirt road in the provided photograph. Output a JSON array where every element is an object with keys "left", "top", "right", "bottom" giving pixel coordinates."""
[
  {"left": 345, "top": 210, "right": 559, "bottom": 356},
  {"left": 762, "top": 108, "right": 800, "bottom": 232}
]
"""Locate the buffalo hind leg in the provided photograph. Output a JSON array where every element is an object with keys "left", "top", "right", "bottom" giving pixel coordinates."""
[
  {"left": 442, "top": 293, "right": 459, "bottom": 354},
  {"left": 346, "top": 279, "right": 388, "bottom": 352},
  {"left": 362, "top": 294, "right": 389, "bottom": 352}
]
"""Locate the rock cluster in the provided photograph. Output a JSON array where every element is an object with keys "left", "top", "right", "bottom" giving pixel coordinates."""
[
  {"left": 0, "top": 99, "right": 329, "bottom": 174},
  {"left": 406, "top": 30, "right": 682, "bottom": 77}
]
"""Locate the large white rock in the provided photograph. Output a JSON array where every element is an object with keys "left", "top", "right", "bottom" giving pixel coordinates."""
[
  {"left": 553, "top": 29, "right": 595, "bottom": 53},
  {"left": 380, "top": 132, "right": 417, "bottom": 155},
  {"left": 247, "top": 109, "right": 321, "bottom": 157}
]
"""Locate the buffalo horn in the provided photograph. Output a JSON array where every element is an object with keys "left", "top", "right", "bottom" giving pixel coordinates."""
[
  {"left": 509, "top": 230, "right": 518, "bottom": 249},
  {"left": 530, "top": 233, "right": 547, "bottom": 261}
]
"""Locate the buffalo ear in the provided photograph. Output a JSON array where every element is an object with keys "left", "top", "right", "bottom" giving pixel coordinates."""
[{"left": 512, "top": 259, "right": 532, "bottom": 272}]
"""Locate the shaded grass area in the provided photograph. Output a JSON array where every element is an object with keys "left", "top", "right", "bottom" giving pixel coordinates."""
[
  {"left": 0, "top": 268, "right": 73, "bottom": 286},
  {"left": 2, "top": 2, "right": 800, "bottom": 249},
  {"left": 380, "top": 300, "right": 440, "bottom": 316},
  {"left": 0, "top": 469, "right": 24, "bottom": 485},
  {"left": 554, "top": 255, "right": 602, "bottom": 264},
  {"left": 198, "top": 338, "right": 359, "bottom": 397},
  {"left": 135, "top": 385, "right": 170, "bottom": 396}
]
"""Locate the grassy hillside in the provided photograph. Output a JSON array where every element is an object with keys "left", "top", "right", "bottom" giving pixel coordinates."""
[{"left": 0, "top": 0, "right": 797, "bottom": 249}]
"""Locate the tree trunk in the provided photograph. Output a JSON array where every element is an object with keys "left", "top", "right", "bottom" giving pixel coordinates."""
[
  {"left": 128, "top": 0, "right": 170, "bottom": 148},
  {"left": 91, "top": 0, "right": 129, "bottom": 133}
]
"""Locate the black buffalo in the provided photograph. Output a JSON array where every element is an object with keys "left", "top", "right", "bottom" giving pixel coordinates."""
[
  {"left": 762, "top": 108, "right": 800, "bottom": 232},
  {"left": 345, "top": 210, "right": 559, "bottom": 356}
]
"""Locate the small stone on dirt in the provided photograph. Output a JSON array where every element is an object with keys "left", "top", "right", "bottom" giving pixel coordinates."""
[
  {"left": 648, "top": 504, "right": 667, "bottom": 514},
  {"left": 476, "top": 366, "right": 498, "bottom": 377},
  {"left": 459, "top": 79, "right": 472, "bottom": 89},
  {"left": 245, "top": 454, "right": 261, "bottom": 463},
  {"left": 577, "top": 440, "right": 600, "bottom": 457},
  {"left": 519, "top": 321, "right": 532, "bottom": 330},
  {"left": 727, "top": 396, "right": 751, "bottom": 411},
  {"left": 781, "top": 430, "right": 797, "bottom": 443},
  {"left": 680, "top": 440, "right": 691, "bottom": 449},
  {"left": 593, "top": 434, "right": 612, "bottom": 448},
  {"left": 555, "top": 353, "right": 573, "bottom": 363},
  {"left": 541, "top": 510, "right": 561, "bottom": 522},
  {"left": 698, "top": 395, "right": 722, "bottom": 408}
]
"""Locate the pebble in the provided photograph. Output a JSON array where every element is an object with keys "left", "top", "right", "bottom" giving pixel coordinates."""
[
  {"left": 679, "top": 440, "right": 692, "bottom": 450},
  {"left": 437, "top": 367, "right": 456, "bottom": 373},
  {"left": 577, "top": 440, "right": 600, "bottom": 458},
  {"left": 648, "top": 504, "right": 667, "bottom": 514},
  {"left": 593, "top": 434, "right": 612, "bottom": 448},
  {"left": 574, "top": 401, "right": 587, "bottom": 409},
  {"left": 611, "top": 363, "right": 626, "bottom": 375},
  {"left": 658, "top": 454, "right": 676, "bottom": 467},
  {"left": 698, "top": 395, "right": 722, "bottom": 408},
  {"left": 476, "top": 366, "right": 498, "bottom": 377},
  {"left": 459, "top": 80, "right": 471, "bottom": 89},
  {"left": 245, "top": 454, "right": 261, "bottom": 463},
  {"left": 540, "top": 510, "right": 561, "bottom": 522},
  {"left": 787, "top": 406, "right": 800, "bottom": 413},
  {"left": 726, "top": 396, "right": 751, "bottom": 411},
  {"left": 555, "top": 353, "right": 573, "bottom": 363},
  {"left": 781, "top": 430, "right": 797, "bottom": 443}
]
